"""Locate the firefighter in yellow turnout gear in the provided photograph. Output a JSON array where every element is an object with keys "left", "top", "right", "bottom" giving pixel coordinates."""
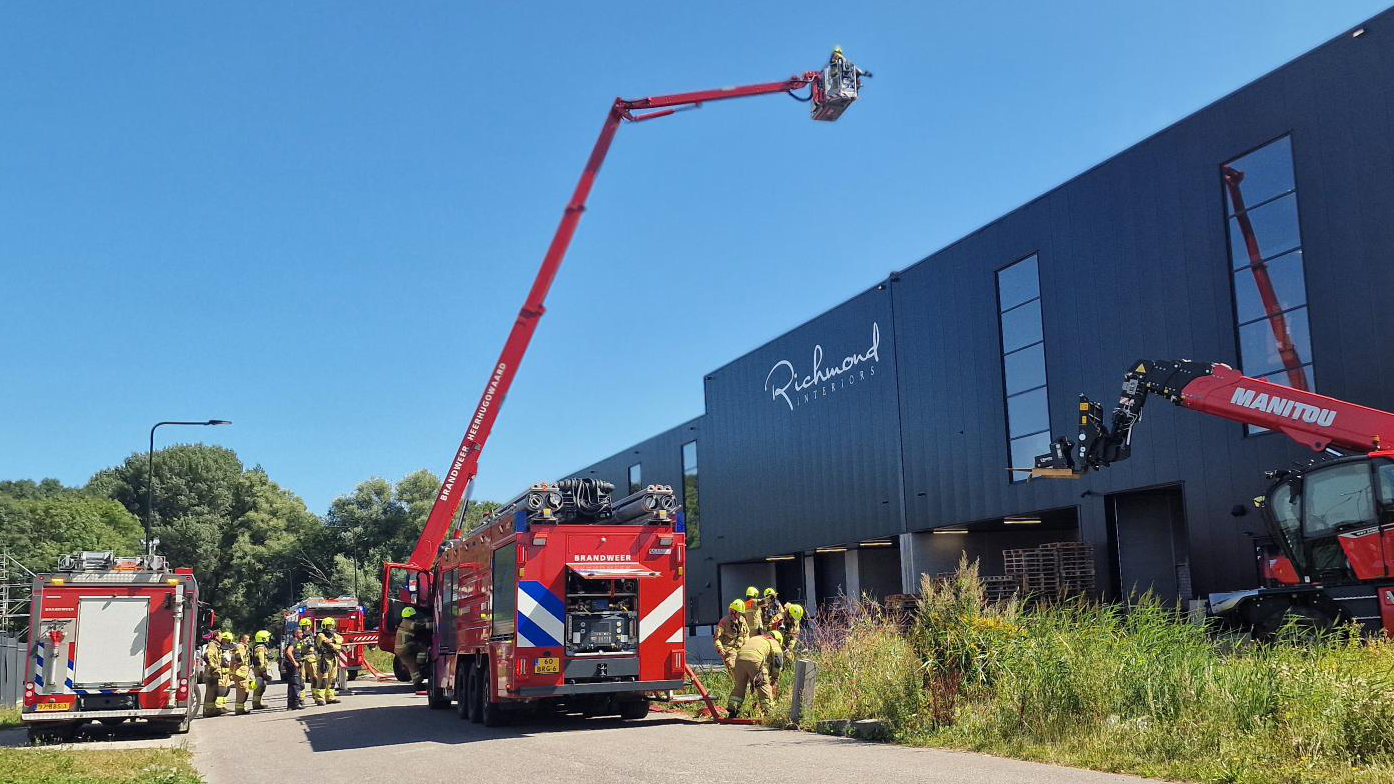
[
  {"left": 314, "top": 617, "right": 344, "bottom": 704},
  {"left": 713, "top": 600, "right": 749, "bottom": 674},
  {"left": 250, "top": 630, "right": 272, "bottom": 710},
  {"left": 742, "top": 586, "right": 763, "bottom": 634},
  {"left": 201, "top": 631, "right": 229, "bottom": 717},
  {"left": 778, "top": 602, "right": 805, "bottom": 655},
  {"left": 295, "top": 618, "right": 319, "bottom": 705},
  {"left": 759, "top": 587, "right": 784, "bottom": 632},
  {"left": 230, "top": 633, "right": 254, "bottom": 714},
  {"left": 394, "top": 606, "right": 428, "bottom": 688},
  {"left": 728, "top": 630, "right": 783, "bottom": 718}
]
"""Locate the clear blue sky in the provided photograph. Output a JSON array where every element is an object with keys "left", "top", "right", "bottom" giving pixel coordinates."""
[{"left": 2, "top": 2, "right": 1386, "bottom": 514}]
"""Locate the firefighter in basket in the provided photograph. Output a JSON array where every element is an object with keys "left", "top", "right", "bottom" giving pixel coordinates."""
[
  {"left": 714, "top": 599, "right": 749, "bottom": 675},
  {"left": 295, "top": 618, "right": 319, "bottom": 705},
  {"left": 314, "top": 617, "right": 344, "bottom": 704},
  {"left": 394, "top": 606, "right": 429, "bottom": 688},
  {"left": 728, "top": 629, "right": 783, "bottom": 718},
  {"left": 250, "top": 630, "right": 273, "bottom": 710}
]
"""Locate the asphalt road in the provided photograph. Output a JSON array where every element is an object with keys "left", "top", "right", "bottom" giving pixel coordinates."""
[{"left": 178, "top": 679, "right": 1163, "bottom": 784}]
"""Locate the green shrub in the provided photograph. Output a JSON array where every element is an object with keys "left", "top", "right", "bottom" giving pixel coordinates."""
[{"left": 772, "top": 562, "right": 1394, "bottom": 784}]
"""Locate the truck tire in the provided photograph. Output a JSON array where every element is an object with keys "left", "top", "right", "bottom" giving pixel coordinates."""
[
  {"left": 428, "top": 661, "right": 451, "bottom": 710},
  {"left": 467, "top": 661, "right": 484, "bottom": 724},
  {"left": 618, "top": 699, "right": 650, "bottom": 720},
  {"left": 348, "top": 669, "right": 359, "bottom": 681},
  {"left": 480, "top": 663, "right": 507, "bottom": 729},
  {"left": 1255, "top": 602, "right": 1334, "bottom": 640},
  {"left": 455, "top": 661, "right": 473, "bottom": 720},
  {"left": 392, "top": 655, "right": 411, "bottom": 682}
]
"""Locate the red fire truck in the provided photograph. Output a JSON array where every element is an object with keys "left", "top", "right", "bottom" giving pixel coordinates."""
[
  {"left": 284, "top": 596, "right": 368, "bottom": 684},
  {"left": 20, "top": 551, "right": 200, "bottom": 742},
  {"left": 385, "top": 479, "right": 687, "bottom": 725}
]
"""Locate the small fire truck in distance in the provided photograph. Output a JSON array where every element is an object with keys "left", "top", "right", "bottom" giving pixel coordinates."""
[
  {"left": 21, "top": 551, "right": 200, "bottom": 741},
  {"left": 387, "top": 479, "right": 687, "bottom": 725},
  {"left": 284, "top": 596, "right": 367, "bottom": 683}
]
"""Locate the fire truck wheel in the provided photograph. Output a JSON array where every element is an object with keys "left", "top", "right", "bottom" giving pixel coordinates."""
[
  {"left": 428, "top": 665, "right": 451, "bottom": 710},
  {"left": 618, "top": 699, "right": 650, "bottom": 720},
  {"left": 1255, "top": 602, "right": 1334, "bottom": 640},
  {"left": 28, "top": 722, "right": 79, "bottom": 744},
  {"left": 348, "top": 669, "right": 360, "bottom": 681},
  {"left": 467, "top": 662, "right": 484, "bottom": 724},
  {"left": 480, "top": 684, "right": 507, "bottom": 728},
  {"left": 455, "top": 661, "right": 473, "bottom": 721}
]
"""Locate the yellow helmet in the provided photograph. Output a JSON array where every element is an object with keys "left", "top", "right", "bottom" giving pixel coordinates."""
[
  {"left": 745, "top": 586, "right": 758, "bottom": 598},
  {"left": 298, "top": 618, "right": 312, "bottom": 628},
  {"left": 219, "top": 631, "right": 233, "bottom": 642},
  {"left": 770, "top": 630, "right": 783, "bottom": 645},
  {"left": 321, "top": 617, "right": 336, "bottom": 629},
  {"left": 786, "top": 603, "right": 805, "bottom": 622},
  {"left": 729, "top": 599, "right": 745, "bottom": 613},
  {"left": 254, "top": 630, "right": 270, "bottom": 643},
  {"left": 763, "top": 587, "right": 777, "bottom": 598},
  {"left": 401, "top": 606, "right": 417, "bottom": 619}
]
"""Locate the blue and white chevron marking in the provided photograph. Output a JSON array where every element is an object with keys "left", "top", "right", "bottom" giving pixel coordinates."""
[{"left": 516, "top": 580, "right": 564, "bottom": 648}]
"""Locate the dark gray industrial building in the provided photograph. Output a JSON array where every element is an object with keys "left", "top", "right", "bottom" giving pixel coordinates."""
[{"left": 575, "top": 13, "right": 1394, "bottom": 626}]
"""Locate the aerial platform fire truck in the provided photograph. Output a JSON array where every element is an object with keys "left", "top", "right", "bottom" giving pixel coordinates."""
[
  {"left": 284, "top": 596, "right": 369, "bottom": 684},
  {"left": 1033, "top": 359, "right": 1394, "bottom": 637},
  {"left": 386, "top": 479, "right": 687, "bottom": 724},
  {"left": 373, "top": 49, "right": 867, "bottom": 722},
  {"left": 20, "top": 551, "right": 201, "bottom": 741}
]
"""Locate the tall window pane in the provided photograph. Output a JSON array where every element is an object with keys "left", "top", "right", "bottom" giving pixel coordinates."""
[
  {"left": 1223, "top": 136, "right": 1315, "bottom": 436},
  {"left": 681, "top": 440, "right": 700, "bottom": 548},
  {"left": 998, "top": 254, "right": 1049, "bottom": 482},
  {"left": 628, "top": 463, "right": 642, "bottom": 495}
]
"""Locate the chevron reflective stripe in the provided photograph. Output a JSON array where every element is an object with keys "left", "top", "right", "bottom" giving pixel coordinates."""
[
  {"left": 142, "top": 651, "right": 174, "bottom": 692},
  {"left": 516, "top": 580, "right": 564, "bottom": 647},
  {"left": 145, "top": 651, "right": 173, "bottom": 678},
  {"left": 65, "top": 656, "right": 75, "bottom": 691},
  {"left": 639, "top": 586, "right": 683, "bottom": 642},
  {"left": 666, "top": 628, "right": 684, "bottom": 644}
]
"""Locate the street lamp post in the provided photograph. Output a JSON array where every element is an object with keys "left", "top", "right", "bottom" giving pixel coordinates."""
[{"left": 146, "top": 419, "right": 232, "bottom": 555}]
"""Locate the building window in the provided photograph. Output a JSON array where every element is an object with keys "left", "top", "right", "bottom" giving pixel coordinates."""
[
  {"left": 681, "top": 440, "right": 700, "bottom": 548},
  {"left": 1222, "top": 136, "right": 1315, "bottom": 432},
  {"left": 997, "top": 254, "right": 1050, "bottom": 481},
  {"left": 628, "top": 463, "right": 642, "bottom": 495}
]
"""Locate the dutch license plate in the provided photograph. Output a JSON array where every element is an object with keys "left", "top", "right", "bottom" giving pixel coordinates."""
[
  {"left": 535, "top": 657, "right": 559, "bottom": 674},
  {"left": 35, "top": 702, "right": 68, "bottom": 712}
]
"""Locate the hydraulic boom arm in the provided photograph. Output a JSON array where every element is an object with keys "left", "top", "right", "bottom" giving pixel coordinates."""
[
  {"left": 403, "top": 51, "right": 869, "bottom": 571},
  {"left": 1033, "top": 359, "right": 1394, "bottom": 476}
]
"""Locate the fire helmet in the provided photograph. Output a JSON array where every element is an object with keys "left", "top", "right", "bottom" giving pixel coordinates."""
[
  {"left": 219, "top": 631, "right": 233, "bottom": 642},
  {"left": 254, "top": 630, "right": 270, "bottom": 643},
  {"left": 401, "top": 607, "right": 417, "bottom": 619},
  {"left": 729, "top": 599, "right": 745, "bottom": 613},
  {"left": 786, "top": 603, "right": 805, "bottom": 622},
  {"left": 299, "top": 618, "right": 312, "bottom": 627},
  {"left": 770, "top": 630, "right": 783, "bottom": 645},
  {"left": 745, "top": 586, "right": 758, "bottom": 598},
  {"left": 763, "top": 588, "right": 777, "bottom": 598},
  {"left": 321, "top": 618, "right": 336, "bottom": 629}
]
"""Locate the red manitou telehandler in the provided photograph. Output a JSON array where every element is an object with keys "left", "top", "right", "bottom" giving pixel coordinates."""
[
  {"left": 1032, "top": 359, "right": 1394, "bottom": 637},
  {"left": 21, "top": 551, "right": 201, "bottom": 742},
  {"left": 374, "top": 50, "right": 868, "bottom": 718}
]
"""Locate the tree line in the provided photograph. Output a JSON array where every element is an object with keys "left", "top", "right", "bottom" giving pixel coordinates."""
[{"left": 0, "top": 444, "right": 498, "bottom": 632}]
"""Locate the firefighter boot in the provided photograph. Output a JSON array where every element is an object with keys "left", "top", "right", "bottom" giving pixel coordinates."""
[
  {"left": 326, "top": 687, "right": 339, "bottom": 704},
  {"left": 313, "top": 688, "right": 327, "bottom": 706},
  {"left": 726, "top": 697, "right": 743, "bottom": 719}
]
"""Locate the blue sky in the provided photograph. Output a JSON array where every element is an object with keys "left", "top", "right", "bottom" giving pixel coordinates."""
[{"left": 2, "top": 2, "right": 1386, "bottom": 514}]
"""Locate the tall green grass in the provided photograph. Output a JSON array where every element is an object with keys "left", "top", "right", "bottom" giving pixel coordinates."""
[{"left": 784, "top": 560, "right": 1394, "bottom": 784}]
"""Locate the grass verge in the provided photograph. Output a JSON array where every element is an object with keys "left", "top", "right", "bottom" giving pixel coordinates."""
[
  {"left": 0, "top": 748, "right": 202, "bottom": 784},
  {"left": 0, "top": 708, "right": 21, "bottom": 730},
  {"left": 745, "top": 560, "right": 1394, "bottom": 784}
]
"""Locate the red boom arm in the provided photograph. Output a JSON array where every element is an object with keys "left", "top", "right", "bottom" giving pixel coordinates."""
[
  {"left": 1034, "top": 360, "right": 1394, "bottom": 476},
  {"left": 404, "top": 70, "right": 828, "bottom": 570}
]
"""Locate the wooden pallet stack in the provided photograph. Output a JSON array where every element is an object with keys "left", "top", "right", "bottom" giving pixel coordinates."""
[
  {"left": 1044, "top": 541, "right": 1097, "bottom": 594},
  {"left": 980, "top": 574, "right": 1025, "bottom": 604},
  {"left": 1004, "top": 541, "right": 1096, "bottom": 597}
]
